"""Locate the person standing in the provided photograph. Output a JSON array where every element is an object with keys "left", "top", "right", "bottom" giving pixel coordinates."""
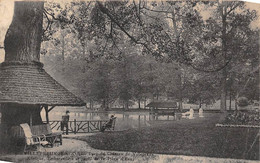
[{"left": 61, "top": 110, "right": 70, "bottom": 135}]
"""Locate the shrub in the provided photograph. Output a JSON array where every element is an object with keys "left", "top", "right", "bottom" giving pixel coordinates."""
[
  {"left": 237, "top": 97, "right": 249, "bottom": 107},
  {"left": 224, "top": 110, "right": 259, "bottom": 125}
]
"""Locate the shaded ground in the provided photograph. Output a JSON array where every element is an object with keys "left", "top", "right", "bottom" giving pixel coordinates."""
[
  {"left": 0, "top": 113, "right": 259, "bottom": 162},
  {"left": 0, "top": 138, "right": 259, "bottom": 163},
  {"left": 77, "top": 113, "right": 259, "bottom": 160}
]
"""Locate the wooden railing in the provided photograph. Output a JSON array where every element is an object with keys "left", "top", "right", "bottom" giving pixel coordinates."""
[{"left": 44, "top": 119, "right": 109, "bottom": 134}]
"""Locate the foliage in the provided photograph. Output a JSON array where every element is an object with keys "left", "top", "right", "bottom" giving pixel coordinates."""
[
  {"left": 237, "top": 97, "right": 249, "bottom": 107},
  {"left": 40, "top": 1, "right": 259, "bottom": 109},
  {"left": 224, "top": 110, "right": 260, "bottom": 125}
]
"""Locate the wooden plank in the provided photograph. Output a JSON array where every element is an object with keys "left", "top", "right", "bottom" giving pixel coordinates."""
[
  {"left": 30, "top": 113, "right": 32, "bottom": 127},
  {"left": 48, "top": 106, "right": 55, "bottom": 112},
  {"left": 88, "top": 121, "right": 90, "bottom": 132},
  {"left": 74, "top": 119, "right": 76, "bottom": 134},
  {"left": 44, "top": 106, "right": 49, "bottom": 123}
]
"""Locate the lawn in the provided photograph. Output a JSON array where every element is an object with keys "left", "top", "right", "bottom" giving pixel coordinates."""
[{"left": 77, "top": 113, "right": 259, "bottom": 160}]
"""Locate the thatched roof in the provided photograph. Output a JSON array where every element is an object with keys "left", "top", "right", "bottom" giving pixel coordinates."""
[
  {"left": 0, "top": 61, "right": 85, "bottom": 106},
  {"left": 0, "top": 91, "right": 18, "bottom": 103},
  {"left": 146, "top": 101, "right": 178, "bottom": 109}
]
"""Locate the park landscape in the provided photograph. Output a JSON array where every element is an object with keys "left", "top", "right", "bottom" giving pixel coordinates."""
[{"left": 0, "top": 0, "right": 259, "bottom": 162}]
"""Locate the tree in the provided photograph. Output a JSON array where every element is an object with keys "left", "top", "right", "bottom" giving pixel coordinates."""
[
  {"left": 2, "top": 1, "right": 44, "bottom": 126},
  {"left": 196, "top": 1, "right": 258, "bottom": 111},
  {"left": 5, "top": 2, "right": 44, "bottom": 62},
  {"left": 40, "top": 1, "right": 258, "bottom": 110}
]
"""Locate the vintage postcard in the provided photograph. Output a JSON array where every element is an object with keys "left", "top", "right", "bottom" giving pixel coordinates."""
[{"left": 0, "top": 0, "right": 259, "bottom": 162}]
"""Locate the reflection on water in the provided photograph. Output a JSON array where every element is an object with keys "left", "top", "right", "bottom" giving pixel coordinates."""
[
  {"left": 41, "top": 111, "right": 152, "bottom": 121},
  {"left": 41, "top": 110, "right": 206, "bottom": 130},
  {"left": 41, "top": 111, "right": 154, "bottom": 130}
]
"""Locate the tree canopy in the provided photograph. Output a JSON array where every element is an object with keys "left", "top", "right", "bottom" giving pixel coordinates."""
[{"left": 40, "top": 0, "right": 259, "bottom": 110}]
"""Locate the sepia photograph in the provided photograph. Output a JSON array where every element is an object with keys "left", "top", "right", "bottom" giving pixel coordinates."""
[{"left": 0, "top": 0, "right": 259, "bottom": 162}]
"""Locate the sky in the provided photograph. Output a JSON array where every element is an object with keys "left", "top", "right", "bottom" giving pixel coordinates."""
[{"left": 0, "top": 0, "right": 259, "bottom": 63}]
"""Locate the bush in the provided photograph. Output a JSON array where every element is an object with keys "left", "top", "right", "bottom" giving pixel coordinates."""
[
  {"left": 224, "top": 110, "right": 260, "bottom": 125},
  {"left": 237, "top": 97, "right": 249, "bottom": 107}
]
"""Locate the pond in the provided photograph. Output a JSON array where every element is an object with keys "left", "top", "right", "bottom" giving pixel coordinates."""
[
  {"left": 40, "top": 108, "right": 179, "bottom": 130},
  {"left": 40, "top": 107, "right": 211, "bottom": 132}
]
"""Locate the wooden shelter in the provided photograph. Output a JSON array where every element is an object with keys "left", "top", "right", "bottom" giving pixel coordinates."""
[
  {"left": 0, "top": 1, "right": 85, "bottom": 129},
  {"left": 0, "top": 62, "right": 85, "bottom": 126},
  {"left": 146, "top": 101, "right": 179, "bottom": 118},
  {"left": 146, "top": 101, "right": 178, "bottom": 109}
]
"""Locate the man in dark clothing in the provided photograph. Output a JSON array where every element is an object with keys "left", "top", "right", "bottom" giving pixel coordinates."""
[{"left": 61, "top": 110, "right": 70, "bottom": 135}]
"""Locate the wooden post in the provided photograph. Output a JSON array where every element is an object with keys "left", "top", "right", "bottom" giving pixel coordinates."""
[
  {"left": 87, "top": 121, "right": 90, "bottom": 133},
  {"left": 144, "top": 115, "right": 146, "bottom": 126},
  {"left": 138, "top": 115, "right": 141, "bottom": 129},
  {"left": 44, "top": 106, "right": 49, "bottom": 124},
  {"left": 29, "top": 113, "right": 32, "bottom": 127},
  {"left": 74, "top": 119, "right": 76, "bottom": 134}
]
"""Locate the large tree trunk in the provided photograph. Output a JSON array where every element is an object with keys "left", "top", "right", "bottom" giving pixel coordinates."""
[
  {"left": 138, "top": 99, "right": 141, "bottom": 109},
  {"left": 179, "top": 98, "right": 183, "bottom": 110},
  {"left": 220, "top": 68, "right": 227, "bottom": 111},
  {"left": 229, "top": 89, "right": 232, "bottom": 110},
  {"left": 61, "top": 32, "right": 65, "bottom": 72},
  {"left": 1, "top": 104, "right": 43, "bottom": 127},
  {"left": 220, "top": 2, "right": 228, "bottom": 112},
  {"left": 4, "top": 1, "right": 44, "bottom": 62},
  {"left": 2, "top": 1, "right": 44, "bottom": 126},
  {"left": 125, "top": 100, "right": 129, "bottom": 110},
  {"left": 199, "top": 98, "right": 202, "bottom": 108},
  {"left": 178, "top": 71, "right": 183, "bottom": 110},
  {"left": 144, "top": 97, "right": 146, "bottom": 109},
  {"left": 82, "top": 42, "right": 86, "bottom": 73}
]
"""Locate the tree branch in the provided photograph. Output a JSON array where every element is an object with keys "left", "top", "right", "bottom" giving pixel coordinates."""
[
  {"left": 43, "top": 8, "right": 59, "bottom": 21},
  {"left": 101, "top": 36, "right": 109, "bottom": 56},
  {"left": 226, "top": 2, "right": 242, "bottom": 16},
  {"left": 96, "top": 1, "right": 153, "bottom": 54},
  {"left": 110, "top": 33, "right": 122, "bottom": 55},
  {"left": 140, "top": 10, "right": 160, "bottom": 21},
  {"left": 188, "top": 56, "right": 232, "bottom": 73},
  {"left": 133, "top": 0, "right": 142, "bottom": 25},
  {"left": 142, "top": 6, "right": 171, "bottom": 14},
  {"left": 43, "top": 10, "right": 51, "bottom": 33},
  {"left": 97, "top": 1, "right": 233, "bottom": 73}
]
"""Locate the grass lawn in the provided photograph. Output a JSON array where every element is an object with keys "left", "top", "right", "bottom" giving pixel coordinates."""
[{"left": 77, "top": 113, "right": 259, "bottom": 160}]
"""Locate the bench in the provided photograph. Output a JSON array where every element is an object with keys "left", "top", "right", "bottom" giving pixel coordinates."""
[
  {"left": 10, "top": 123, "right": 62, "bottom": 149},
  {"left": 100, "top": 117, "right": 116, "bottom": 132},
  {"left": 31, "top": 124, "right": 62, "bottom": 147},
  {"left": 10, "top": 123, "right": 49, "bottom": 152}
]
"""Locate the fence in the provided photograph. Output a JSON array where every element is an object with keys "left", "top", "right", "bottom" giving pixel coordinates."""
[{"left": 45, "top": 119, "right": 109, "bottom": 134}]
